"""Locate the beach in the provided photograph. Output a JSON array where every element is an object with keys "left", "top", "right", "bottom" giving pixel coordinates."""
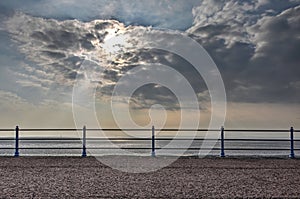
[{"left": 0, "top": 156, "right": 299, "bottom": 198}]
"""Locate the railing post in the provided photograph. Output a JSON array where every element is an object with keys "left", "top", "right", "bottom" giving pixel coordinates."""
[
  {"left": 289, "top": 127, "right": 295, "bottom": 159},
  {"left": 14, "top": 126, "right": 19, "bottom": 157},
  {"left": 220, "top": 126, "right": 225, "bottom": 157},
  {"left": 151, "top": 125, "right": 156, "bottom": 157},
  {"left": 82, "top": 125, "right": 87, "bottom": 157}
]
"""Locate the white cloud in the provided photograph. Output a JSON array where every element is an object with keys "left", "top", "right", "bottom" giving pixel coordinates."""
[
  {"left": 188, "top": 0, "right": 257, "bottom": 47},
  {"left": 4, "top": 12, "right": 129, "bottom": 89},
  {"left": 4, "top": 12, "right": 203, "bottom": 110},
  {"left": 4, "top": 0, "right": 201, "bottom": 30}
]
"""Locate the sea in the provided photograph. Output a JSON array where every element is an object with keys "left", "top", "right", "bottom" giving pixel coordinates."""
[{"left": 0, "top": 131, "right": 299, "bottom": 157}]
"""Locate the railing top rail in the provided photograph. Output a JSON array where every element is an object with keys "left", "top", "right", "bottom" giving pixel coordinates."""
[
  {"left": 19, "top": 129, "right": 81, "bottom": 131},
  {"left": 224, "top": 129, "right": 291, "bottom": 132},
  {"left": 0, "top": 128, "right": 298, "bottom": 132},
  {"left": 0, "top": 138, "right": 299, "bottom": 142}
]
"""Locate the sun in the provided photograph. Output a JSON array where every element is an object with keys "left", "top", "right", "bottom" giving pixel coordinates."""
[{"left": 101, "top": 28, "right": 130, "bottom": 54}]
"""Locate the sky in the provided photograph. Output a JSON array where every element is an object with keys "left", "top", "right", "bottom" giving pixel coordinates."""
[{"left": 0, "top": 0, "right": 299, "bottom": 130}]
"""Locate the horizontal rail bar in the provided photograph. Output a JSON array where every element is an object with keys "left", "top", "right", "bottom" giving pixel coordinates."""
[
  {"left": 1, "top": 128, "right": 297, "bottom": 132},
  {"left": 1, "top": 147, "right": 299, "bottom": 151},
  {"left": 142, "top": 138, "right": 285, "bottom": 141},
  {"left": 0, "top": 147, "right": 222, "bottom": 150},
  {"left": 1, "top": 138, "right": 300, "bottom": 142},
  {"left": 0, "top": 129, "right": 15, "bottom": 132},
  {"left": 87, "top": 128, "right": 151, "bottom": 131},
  {"left": 153, "top": 138, "right": 300, "bottom": 141},
  {"left": 19, "top": 129, "right": 82, "bottom": 131},
  {"left": 85, "top": 147, "right": 222, "bottom": 150},
  {"left": 224, "top": 129, "right": 291, "bottom": 132},
  {"left": 0, "top": 147, "right": 82, "bottom": 150},
  {"left": 17, "top": 147, "right": 83, "bottom": 150},
  {"left": 0, "top": 138, "right": 81, "bottom": 141},
  {"left": 222, "top": 148, "right": 294, "bottom": 151},
  {"left": 159, "top": 129, "right": 220, "bottom": 131},
  {"left": 155, "top": 148, "right": 300, "bottom": 151}
]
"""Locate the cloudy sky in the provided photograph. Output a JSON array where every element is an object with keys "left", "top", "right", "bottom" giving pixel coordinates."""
[{"left": 0, "top": 0, "right": 299, "bottom": 129}]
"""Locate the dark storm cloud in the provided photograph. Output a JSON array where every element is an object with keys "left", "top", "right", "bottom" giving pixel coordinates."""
[
  {"left": 108, "top": 51, "right": 213, "bottom": 110},
  {"left": 63, "top": 56, "right": 84, "bottom": 70},
  {"left": 125, "top": 49, "right": 208, "bottom": 93},
  {"left": 42, "top": 51, "right": 66, "bottom": 59},
  {"left": 245, "top": 6, "right": 300, "bottom": 102},
  {"left": 189, "top": 1, "right": 300, "bottom": 103},
  {"left": 129, "top": 84, "right": 180, "bottom": 111},
  {"left": 95, "top": 47, "right": 210, "bottom": 110}
]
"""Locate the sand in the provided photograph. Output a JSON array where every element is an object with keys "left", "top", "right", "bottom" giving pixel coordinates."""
[{"left": 0, "top": 156, "right": 299, "bottom": 198}]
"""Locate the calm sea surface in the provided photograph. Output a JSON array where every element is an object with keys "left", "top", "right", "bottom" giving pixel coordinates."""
[{"left": 0, "top": 139, "right": 299, "bottom": 157}]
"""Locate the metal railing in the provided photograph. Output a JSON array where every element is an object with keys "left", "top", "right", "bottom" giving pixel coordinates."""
[{"left": 0, "top": 126, "right": 299, "bottom": 158}]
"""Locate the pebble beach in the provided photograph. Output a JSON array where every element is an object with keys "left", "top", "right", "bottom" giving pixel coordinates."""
[{"left": 0, "top": 156, "right": 299, "bottom": 198}]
